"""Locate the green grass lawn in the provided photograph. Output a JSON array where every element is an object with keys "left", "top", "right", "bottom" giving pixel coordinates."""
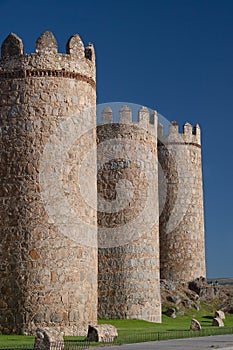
[
  {"left": 0, "top": 335, "right": 34, "bottom": 347},
  {"left": 98, "top": 303, "right": 233, "bottom": 337},
  {"left": 1, "top": 304, "right": 233, "bottom": 346}
]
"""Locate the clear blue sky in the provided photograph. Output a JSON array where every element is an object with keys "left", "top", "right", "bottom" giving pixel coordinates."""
[{"left": 0, "top": 0, "right": 232, "bottom": 278}]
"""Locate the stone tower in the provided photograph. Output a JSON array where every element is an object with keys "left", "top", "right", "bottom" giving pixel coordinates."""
[
  {"left": 0, "top": 32, "right": 97, "bottom": 335},
  {"left": 97, "top": 105, "right": 161, "bottom": 323},
  {"left": 158, "top": 122, "right": 206, "bottom": 281}
]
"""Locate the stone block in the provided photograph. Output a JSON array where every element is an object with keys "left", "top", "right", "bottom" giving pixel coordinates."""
[
  {"left": 215, "top": 310, "right": 225, "bottom": 319},
  {"left": 86, "top": 324, "right": 118, "bottom": 342},
  {"left": 190, "top": 319, "right": 201, "bottom": 331},
  {"left": 165, "top": 308, "right": 176, "bottom": 318},
  {"left": 212, "top": 317, "right": 224, "bottom": 327},
  {"left": 166, "top": 295, "right": 181, "bottom": 305},
  {"left": 34, "top": 328, "right": 64, "bottom": 350}
]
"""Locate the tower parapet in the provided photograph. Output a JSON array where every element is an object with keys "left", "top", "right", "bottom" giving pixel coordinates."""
[
  {"left": 158, "top": 120, "right": 201, "bottom": 146},
  {"left": 99, "top": 105, "right": 157, "bottom": 136},
  {"left": 0, "top": 32, "right": 95, "bottom": 88},
  {"left": 158, "top": 121, "right": 206, "bottom": 281},
  {"left": 0, "top": 32, "right": 97, "bottom": 335}
]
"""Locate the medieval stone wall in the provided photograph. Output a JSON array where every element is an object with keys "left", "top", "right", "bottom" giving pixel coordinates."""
[
  {"left": 97, "top": 106, "right": 161, "bottom": 323},
  {"left": 158, "top": 122, "right": 206, "bottom": 281},
  {"left": 0, "top": 32, "right": 97, "bottom": 335},
  {"left": 0, "top": 31, "right": 206, "bottom": 335}
]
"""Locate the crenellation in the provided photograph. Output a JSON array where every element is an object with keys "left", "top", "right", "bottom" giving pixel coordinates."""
[
  {"left": 157, "top": 123, "right": 164, "bottom": 138},
  {"left": 183, "top": 122, "right": 192, "bottom": 135},
  {"left": 101, "top": 106, "right": 113, "bottom": 124},
  {"left": 158, "top": 121, "right": 201, "bottom": 147},
  {"left": 193, "top": 124, "right": 201, "bottom": 145},
  {"left": 168, "top": 120, "right": 179, "bottom": 134},
  {"left": 138, "top": 106, "right": 150, "bottom": 128},
  {"left": 119, "top": 105, "right": 132, "bottom": 124},
  {"left": 149, "top": 110, "right": 158, "bottom": 136},
  {"left": 98, "top": 106, "right": 157, "bottom": 138},
  {"left": 66, "top": 34, "right": 85, "bottom": 59},
  {"left": 85, "top": 42, "right": 95, "bottom": 62},
  {"left": 1, "top": 33, "right": 24, "bottom": 59},
  {"left": 36, "top": 31, "right": 58, "bottom": 55},
  {"left": 183, "top": 122, "right": 193, "bottom": 143},
  {"left": 150, "top": 110, "right": 157, "bottom": 124}
]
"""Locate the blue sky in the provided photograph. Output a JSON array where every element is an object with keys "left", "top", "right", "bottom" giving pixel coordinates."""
[{"left": 0, "top": 0, "right": 232, "bottom": 278}]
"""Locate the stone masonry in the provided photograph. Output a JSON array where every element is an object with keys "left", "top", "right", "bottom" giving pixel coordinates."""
[{"left": 0, "top": 31, "right": 206, "bottom": 334}]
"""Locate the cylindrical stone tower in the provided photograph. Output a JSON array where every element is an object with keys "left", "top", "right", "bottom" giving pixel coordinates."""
[
  {"left": 97, "top": 105, "right": 161, "bottom": 323},
  {"left": 158, "top": 121, "right": 206, "bottom": 281},
  {"left": 0, "top": 32, "right": 97, "bottom": 335}
]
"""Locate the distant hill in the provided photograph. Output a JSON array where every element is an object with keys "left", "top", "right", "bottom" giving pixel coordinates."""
[{"left": 207, "top": 278, "right": 233, "bottom": 285}]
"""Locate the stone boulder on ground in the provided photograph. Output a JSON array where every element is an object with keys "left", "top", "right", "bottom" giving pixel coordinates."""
[
  {"left": 188, "top": 277, "right": 207, "bottom": 295},
  {"left": 219, "top": 300, "right": 233, "bottom": 314},
  {"left": 212, "top": 317, "right": 224, "bottom": 327},
  {"left": 190, "top": 319, "right": 201, "bottom": 331},
  {"left": 86, "top": 324, "right": 118, "bottom": 342},
  {"left": 188, "top": 277, "right": 221, "bottom": 300},
  {"left": 34, "top": 328, "right": 64, "bottom": 350},
  {"left": 183, "top": 299, "right": 193, "bottom": 309},
  {"left": 166, "top": 295, "right": 182, "bottom": 305},
  {"left": 165, "top": 308, "right": 176, "bottom": 318},
  {"left": 215, "top": 310, "right": 225, "bottom": 319}
]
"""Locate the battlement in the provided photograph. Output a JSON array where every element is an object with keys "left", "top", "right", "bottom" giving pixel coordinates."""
[
  {"left": 99, "top": 105, "right": 157, "bottom": 136},
  {"left": 0, "top": 32, "right": 95, "bottom": 86},
  {"left": 158, "top": 120, "right": 201, "bottom": 146}
]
